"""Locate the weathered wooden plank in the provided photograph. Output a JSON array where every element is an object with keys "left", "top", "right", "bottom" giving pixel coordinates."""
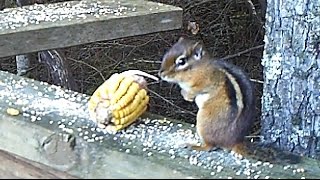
[
  {"left": 0, "top": 0, "right": 182, "bottom": 58},
  {"left": 0, "top": 149, "right": 79, "bottom": 179},
  {"left": 0, "top": 1, "right": 5, "bottom": 10},
  {"left": 0, "top": 70, "right": 320, "bottom": 179}
]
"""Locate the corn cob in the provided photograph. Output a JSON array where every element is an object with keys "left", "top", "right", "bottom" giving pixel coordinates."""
[{"left": 88, "top": 70, "right": 158, "bottom": 133}]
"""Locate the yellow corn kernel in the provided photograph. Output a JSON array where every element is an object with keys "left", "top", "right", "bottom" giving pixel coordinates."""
[
  {"left": 113, "top": 82, "right": 140, "bottom": 110},
  {"left": 120, "top": 102, "right": 133, "bottom": 118},
  {"left": 114, "top": 89, "right": 147, "bottom": 119},
  {"left": 110, "top": 76, "right": 134, "bottom": 104},
  {"left": 118, "top": 103, "right": 148, "bottom": 128},
  {"left": 118, "top": 96, "right": 149, "bottom": 125},
  {"left": 88, "top": 100, "right": 96, "bottom": 112},
  {"left": 112, "top": 110, "right": 119, "bottom": 121},
  {"left": 112, "top": 110, "right": 125, "bottom": 123},
  {"left": 88, "top": 81, "right": 110, "bottom": 113},
  {"left": 131, "top": 89, "right": 147, "bottom": 107},
  {"left": 126, "top": 89, "right": 148, "bottom": 113},
  {"left": 97, "top": 82, "right": 111, "bottom": 100},
  {"left": 107, "top": 73, "right": 125, "bottom": 95},
  {"left": 111, "top": 88, "right": 148, "bottom": 124},
  {"left": 6, "top": 108, "right": 20, "bottom": 116},
  {"left": 111, "top": 124, "right": 124, "bottom": 132},
  {"left": 88, "top": 91, "right": 101, "bottom": 108},
  {"left": 88, "top": 73, "right": 125, "bottom": 120}
]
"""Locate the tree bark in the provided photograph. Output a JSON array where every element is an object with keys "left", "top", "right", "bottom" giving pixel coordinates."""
[
  {"left": 261, "top": 0, "right": 320, "bottom": 158},
  {"left": 38, "top": 50, "right": 78, "bottom": 91}
]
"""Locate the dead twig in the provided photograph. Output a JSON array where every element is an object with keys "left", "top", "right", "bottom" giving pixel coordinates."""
[
  {"left": 245, "top": 0, "right": 263, "bottom": 25},
  {"left": 67, "top": 57, "right": 106, "bottom": 82},
  {"left": 184, "top": 0, "right": 216, "bottom": 12},
  {"left": 220, "top": 44, "right": 264, "bottom": 61},
  {"left": 250, "top": 78, "right": 264, "bottom": 84}
]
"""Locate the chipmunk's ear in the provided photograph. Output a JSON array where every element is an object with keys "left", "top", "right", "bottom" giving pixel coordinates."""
[{"left": 192, "top": 41, "right": 203, "bottom": 61}]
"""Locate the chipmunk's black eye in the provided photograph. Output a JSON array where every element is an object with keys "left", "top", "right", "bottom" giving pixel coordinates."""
[
  {"left": 175, "top": 55, "right": 189, "bottom": 70},
  {"left": 176, "top": 58, "right": 186, "bottom": 66},
  {"left": 175, "top": 55, "right": 187, "bottom": 66}
]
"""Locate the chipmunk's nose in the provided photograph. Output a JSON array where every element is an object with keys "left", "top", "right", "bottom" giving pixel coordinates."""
[
  {"left": 158, "top": 68, "right": 165, "bottom": 78},
  {"left": 158, "top": 69, "right": 162, "bottom": 77}
]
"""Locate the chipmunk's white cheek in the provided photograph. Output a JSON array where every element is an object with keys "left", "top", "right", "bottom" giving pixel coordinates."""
[
  {"left": 195, "top": 93, "right": 210, "bottom": 109},
  {"left": 178, "top": 82, "right": 193, "bottom": 92},
  {"left": 161, "top": 76, "right": 176, "bottom": 83}
]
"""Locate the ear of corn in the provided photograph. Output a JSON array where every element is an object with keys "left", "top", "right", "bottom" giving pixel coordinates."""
[
  {"left": 110, "top": 76, "right": 134, "bottom": 106},
  {"left": 88, "top": 70, "right": 153, "bottom": 133},
  {"left": 112, "top": 105, "right": 148, "bottom": 132},
  {"left": 112, "top": 92, "right": 149, "bottom": 125}
]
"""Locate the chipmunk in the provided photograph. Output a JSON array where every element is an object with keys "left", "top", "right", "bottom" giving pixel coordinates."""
[
  {"left": 158, "top": 37, "right": 256, "bottom": 156},
  {"left": 158, "top": 37, "right": 302, "bottom": 164}
]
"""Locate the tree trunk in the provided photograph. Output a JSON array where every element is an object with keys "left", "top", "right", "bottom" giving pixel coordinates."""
[{"left": 261, "top": 0, "right": 320, "bottom": 158}]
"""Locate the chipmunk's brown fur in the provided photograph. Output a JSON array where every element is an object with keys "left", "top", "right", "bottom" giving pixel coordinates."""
[{"left": 159, "top": 37, "right": 255, "bottom": 156}]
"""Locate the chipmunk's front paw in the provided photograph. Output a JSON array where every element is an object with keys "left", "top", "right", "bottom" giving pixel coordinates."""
[
  {"left": 179, "top": 142, "right": 199, "bottom": 150},
  {"left": 181, "top": 89, "right": 195, "bottom": 102}
]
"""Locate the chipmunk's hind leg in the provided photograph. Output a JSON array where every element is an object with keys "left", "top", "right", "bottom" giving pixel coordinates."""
[{"left": 231, "top": 143, "right": 248, "bottom": 156}]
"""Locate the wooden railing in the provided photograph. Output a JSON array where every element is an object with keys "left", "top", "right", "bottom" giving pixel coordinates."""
[
  {"left": 0, "top": 0, "right": 182, "bottom": 58},
  {"left": 0, "top": 0, "right": 319, "bottom": 179}
]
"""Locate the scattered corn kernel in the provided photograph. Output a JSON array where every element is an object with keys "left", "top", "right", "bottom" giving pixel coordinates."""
[{"left": 6, "top": 107, "right": 20, "bottom": 116}]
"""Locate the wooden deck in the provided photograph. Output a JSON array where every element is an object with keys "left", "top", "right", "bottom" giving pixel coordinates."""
[{"left": 0, "top": 0, "right": 182, "bottom": 57}]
